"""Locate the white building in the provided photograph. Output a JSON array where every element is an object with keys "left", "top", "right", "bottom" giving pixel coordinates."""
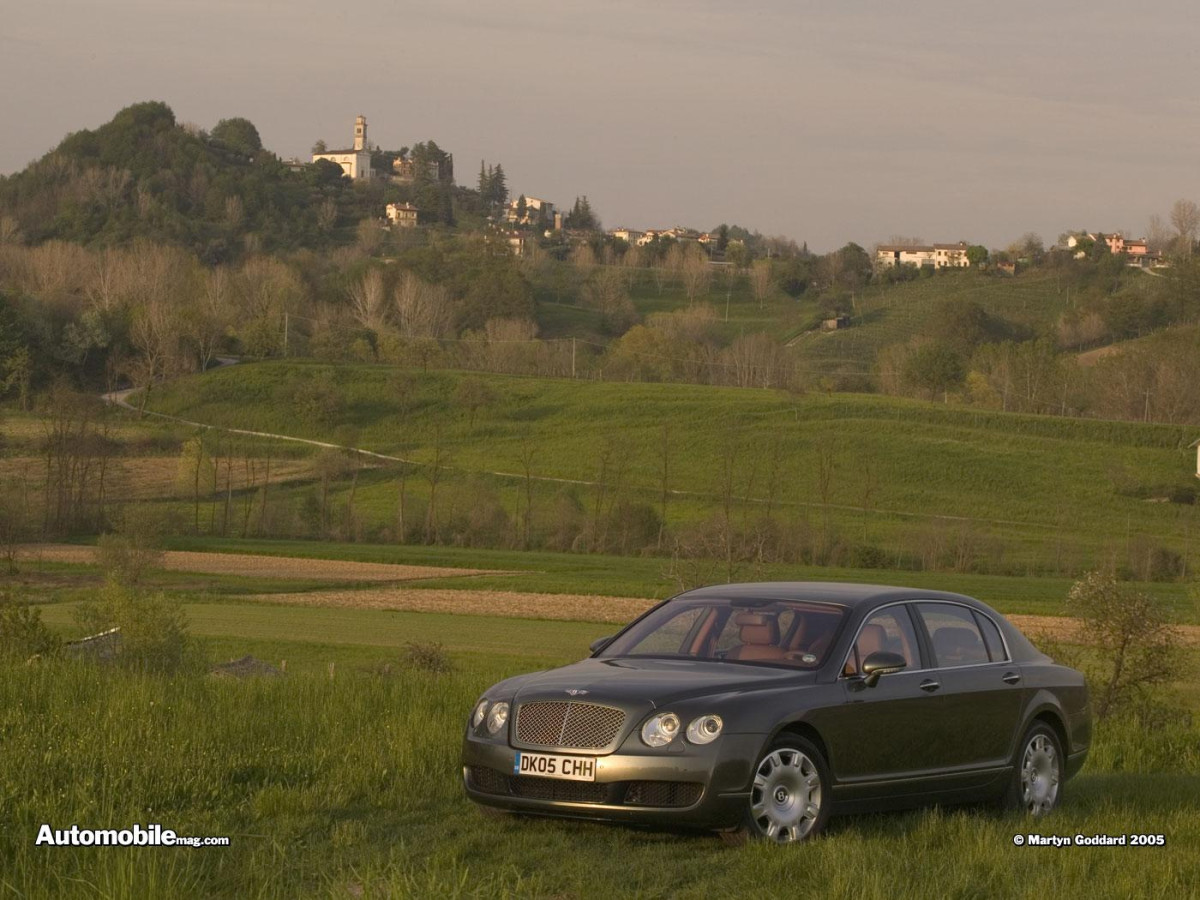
[
  {"left": 609, "top": 227, "right": 644, "bottom": 244},
  {"left": 385, "top": 202, "right": 419, "bottom": 228},
  {"left": 311, "top": 115, "right": 373, "bottom": 180},
  {"left": 875, "top": 241, "right": 971, "bottom": 269},
  {"left": 507, "top": 196, "right": 555, "bottom": 226}
]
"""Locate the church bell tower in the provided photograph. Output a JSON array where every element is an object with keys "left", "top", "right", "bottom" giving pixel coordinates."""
[{"left": 354, "top": 115, "right": 367, "bottom": 152}]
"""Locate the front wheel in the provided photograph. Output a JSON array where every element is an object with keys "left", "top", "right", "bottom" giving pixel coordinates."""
[
  {"left": 726, "top": 736, "right": 831, "bottom": 844},
  {"left": 1003, "top": 722, "right": 1063, "bottom": 816}
]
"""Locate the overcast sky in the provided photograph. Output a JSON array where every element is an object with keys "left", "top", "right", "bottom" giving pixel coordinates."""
[{"left": 3, "top": 0, "right": 1198, "bottom": 250}]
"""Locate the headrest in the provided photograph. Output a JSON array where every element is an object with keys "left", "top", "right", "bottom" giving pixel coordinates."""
[{"left": 734, "top": 612, "right": 773, "bottom": 626}]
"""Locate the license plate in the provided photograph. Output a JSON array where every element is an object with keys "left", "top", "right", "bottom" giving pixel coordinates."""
[{"left": 513, "top": 751, "right": 597, "bottom": 782}]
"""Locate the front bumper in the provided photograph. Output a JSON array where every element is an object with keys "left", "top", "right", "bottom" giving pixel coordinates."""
[{"left": 461, "top": 733, "right": 764, "bottom": 830}]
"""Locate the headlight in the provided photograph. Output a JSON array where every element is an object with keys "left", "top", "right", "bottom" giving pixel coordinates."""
[
  {"left": 486, "top": 702, "right": 510, "bottom": 735},
  {"left": 686, "top": 715, "right": 724, "bottom": 745},
  {"left": 641, "top": 712, "right": 681, "bottom": 747},
  {"left": 472, "top": 700, "right": 489, "bottom": 729}
]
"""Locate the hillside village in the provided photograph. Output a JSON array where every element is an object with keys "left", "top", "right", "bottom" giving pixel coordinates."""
[{"left": 303, "top": 114, "right": 1176, "bottom": 276}]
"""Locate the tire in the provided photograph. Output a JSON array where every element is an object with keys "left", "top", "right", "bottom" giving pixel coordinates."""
[
  {"left": 725, "top": 735, "right": 832, "bottom": 844},
  {"left": 1002, "top": 722, "right": 1063, "bottom": 817}
]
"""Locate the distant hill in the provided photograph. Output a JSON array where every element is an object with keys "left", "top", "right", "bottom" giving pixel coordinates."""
[{"left": 0, "top": 101, "right": 382, "bottom": 262}]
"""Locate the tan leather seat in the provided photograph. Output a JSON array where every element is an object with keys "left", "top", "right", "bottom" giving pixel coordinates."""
[
  {"left": 728, "top": 612, "right": 786, "bottom": 661},
  {"left": 932, "top": 626, "right": 987, "bottom": 664},
  {"left": 857, "top": 623, "right": 887, "bottom": 658}
]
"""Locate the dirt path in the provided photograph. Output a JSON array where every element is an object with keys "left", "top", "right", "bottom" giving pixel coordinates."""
[
  {"left": 1010, "top": 614, "right": 1200, "bottom": 647},
  {"left": 247, "top": 586, "right": 655, "bottom": 623},
  {"left": 16, "top": 545, "right": 507, "bottom": 583}
]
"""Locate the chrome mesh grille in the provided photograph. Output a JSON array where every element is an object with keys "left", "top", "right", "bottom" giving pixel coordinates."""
[{"left": 514, "top": 701, "right": 626, "bottom": 750}]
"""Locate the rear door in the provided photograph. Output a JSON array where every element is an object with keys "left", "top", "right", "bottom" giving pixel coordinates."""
[{"left": 912, "top": 602, "right": 1023, "bottom": 770}]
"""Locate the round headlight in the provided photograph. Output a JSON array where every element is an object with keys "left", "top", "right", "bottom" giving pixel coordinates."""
[
  {"left": 486, "top": 701, "right": 510, "bottom": 735},
  {"left": 472, "top": 700, "right": 489, "bottom": 729},
  {"left": 641, "top": 712, "right": 681, "bottom": 748},
  {"left": 686, "top": 715, "right": 724, "bottom": 745}
]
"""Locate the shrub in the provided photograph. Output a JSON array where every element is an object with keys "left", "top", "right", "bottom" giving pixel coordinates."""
[
  {"left": 1066, "top": 571, "right": 1184, "bottom": 720},
  {"left": 0, "top": 594, "right": 59, "bottom": 661},
  {"left": 75, "top": 582, "right": 191, "bottom": 674},
  {"left": 402, "top": 641, "right": 454, "bottom": 674},
  {"left": 94, "top": 506, "right": 167, "bottom": 586}
]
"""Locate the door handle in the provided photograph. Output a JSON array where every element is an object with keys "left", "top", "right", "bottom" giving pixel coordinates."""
[
  {"left": 1002, "top": 671, "right": 1021, "bottom": 685},
  {"left": 919, "top": 679, "right": 940, "bottom": 693}
]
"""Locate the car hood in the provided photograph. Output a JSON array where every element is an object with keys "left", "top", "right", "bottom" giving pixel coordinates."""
[{"left": 509, "top": 656, "right": 816, "bottom": 707}]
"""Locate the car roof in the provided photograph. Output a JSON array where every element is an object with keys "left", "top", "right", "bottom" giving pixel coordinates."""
[{"left": 673, "top": 582, "right": 983, "bottom": 612}]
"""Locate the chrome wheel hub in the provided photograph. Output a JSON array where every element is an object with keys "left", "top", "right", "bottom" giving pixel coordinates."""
[
  {"left": 750, "top": 748, "right": 822, "bottom": 842},
  {"left": 1021, "top": 734, "right": 1060, "bottom": 816}
]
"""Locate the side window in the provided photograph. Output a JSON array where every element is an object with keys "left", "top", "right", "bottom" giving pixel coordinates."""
[
  {"left": 973, "top": 612, "right": 1009, "bottom": 662},
  {"left": 916, "top": 603, "right": 990, "bottom": 668},
  {"left": 843, "top": 607, "right": 920, "bottom": 676}
]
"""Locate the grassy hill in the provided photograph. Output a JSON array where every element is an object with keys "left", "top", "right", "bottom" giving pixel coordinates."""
[
  {"left": 789, "top": 266, "right": 1161, "bottom": 375},
  {"left": 142, "top": 361, "right": 1200, "bottom": 578}
]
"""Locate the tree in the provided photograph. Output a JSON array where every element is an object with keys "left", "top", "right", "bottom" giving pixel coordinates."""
[
  {"left": 454, "top": 377, "right": 497, "bottom": 429},
  {"left": 680, "top": 247, "right": 711, "bottom": 304},
  {"left": 749, "top": 260, "right": 773, "bottom": 308},
  {"left": 725, "top": 241, "right": 750, "bottom": 270},
  {"left": 966, "top": 245, "right": 989, "bottom": 267},
  {"left": 94, "top": 507, "right": 166, "bottom": 586},
  {"left": 581, "top": 269, "right": 637, "bottom": 334},
  {"left": 211, "top": 117, "right": 263, "bottom": 155},
  {"left": 1169, "top": 199, "right": 1199, "bottom": 257},
  {"left": 311, "top": 139, "right": 327, "bottom": 154},
  {"left": 565, "top": 195, "right": 599, "bottom": 231},
  {"left": 903, "top": 342, "right": 965, "bottom": 400},
  {"left": 1, "top": 346, "right": 32, "bottom": 411}
]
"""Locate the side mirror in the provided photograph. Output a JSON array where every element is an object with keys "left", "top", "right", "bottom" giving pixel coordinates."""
[
  {"left": 589, "top": 636, "right": 614, "bottom": 654},
  {"left": 861, "top": 651, "right": 907, "bottom": 688}
]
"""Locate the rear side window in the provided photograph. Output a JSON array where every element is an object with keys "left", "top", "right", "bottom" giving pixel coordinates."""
[
  {"left": 915, "top": 603, "right": 990, "bottom": 668},
  {"left": 973, "top": 612, "right": 1009, "bottom": 662}
]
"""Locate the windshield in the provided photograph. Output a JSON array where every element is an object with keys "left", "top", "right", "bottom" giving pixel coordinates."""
[{"left": 598, "top": 598, "right": 847, "bottom": 669}]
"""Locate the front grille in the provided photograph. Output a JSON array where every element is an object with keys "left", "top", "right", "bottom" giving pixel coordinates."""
[
  {"left": 623, "top": 781, "right": 703, "bottom": 808},
  {"left": 515, "top": 701, "right": 626, "bottom": 750},
  {"left": 468, "top": 766, "right": 609, "bottom": 804}
]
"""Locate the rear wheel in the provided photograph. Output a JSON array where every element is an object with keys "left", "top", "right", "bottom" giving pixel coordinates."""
[
  {"left": 1003, "top": 722, "right": 1062, "bottom": 817},
  {"left": 726, "top": 736, "right": 831, "bottom": 844}
]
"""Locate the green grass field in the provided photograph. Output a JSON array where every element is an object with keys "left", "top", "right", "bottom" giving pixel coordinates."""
[
  {"left": 141, "top": 361, "right": 1200, "bottom": 576},
  {"left": 3, "top": 636, "right": 1197, "bottom": 899}
]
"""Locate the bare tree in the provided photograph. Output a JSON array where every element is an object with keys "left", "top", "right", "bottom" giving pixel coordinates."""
[
  {"left": 581, "top": 269, "right": 637, "bottom": 334},
  {"left": 184, "top": 267, "right": 233, "bottom": 371},
  {"left": 1169, "top": 199, "right": 1199, "bottom": 257},
  {"left": 393, "top": 271, "right": 452, "bottom": 339},
  {"left": 749, "top": 260, "right": 772, "bottom": 309},
  {"left": 348, "top": 267, "right": 389, "bottom": 333},
  {"left": 518, "top": 438, "right": 538, "bottom": 549},
  {"left": 424, "top": 424, "right": 450, "bottom": 544},
  {"left": 680, "top": 247, "right": 711, "bottom": 304}
]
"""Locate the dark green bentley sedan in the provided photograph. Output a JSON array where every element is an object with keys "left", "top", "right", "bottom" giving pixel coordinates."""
[{"left": 462, "top": 583, "right": 1091, "bottom": 843}]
